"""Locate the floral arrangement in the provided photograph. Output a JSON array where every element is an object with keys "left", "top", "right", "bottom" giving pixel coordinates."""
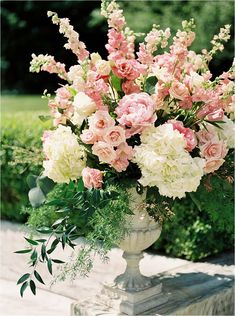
[{"left": 16, "top": 0, "right": 234, "bottom": 297}]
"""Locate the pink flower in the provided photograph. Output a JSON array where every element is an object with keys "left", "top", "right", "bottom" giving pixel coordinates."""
[
  {"left": 206, "top": 109, "right": 224, "bottom": 121},
  {"left": 111, "top": 157, "right": 129, "bottom": 172},
  {"left": 103, "top": 126, "right": 126, "bottom": 147},
  {"left": 201, "top": 141, "right": 228, "bottom": 159},
  {"left": 204, "top": 158, "right": 225, "bottom": 174},
  {"left": 169, "top": 81, "right": 189, "bottom": 100},
  {"left": 89, "top": 110, "right": 115, "bottom": 136},
  {"left": 41, "top": 131, "right": 52, "bottom": 143},
  {"left": 116, "top": 142, "right": 134, "bottom": 160},
  {"left": 122, "top": 80, "right": 140, "bottom": 94},
  {"left": 82, "top": 167, "right": 103, "bottom": 189},
  {"left": 55, "top": 87, "right": 71, "bottom": 108},
  {"left": 80, "top": 129, "right": 99, "bottom": 145},
  {"left": 179, "top": 96, "right": 193, "bottom": 109},
  {"left": 196, "top": 128, "right": 218, "bottom": 145},
  {"left": 115, "top": 93, "right": 156, "bottom": 133},
  {"left": 168, "top": 120, "right": 197, "bottom": 152},
  {"left": 92, "top": 141, "right": 116, "bottom": 163},
  {"left": 113, "top": 58, "right": 144, "bottom": 80}
]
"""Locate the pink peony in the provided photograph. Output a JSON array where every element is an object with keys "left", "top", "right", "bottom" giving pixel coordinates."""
[
  {"left": 82, "top": 167, "right": 103, "bottom": 189},
  {"left": 201, "top": 141, "right": 228, "bottom": 159},
  {"left": 115, "top": 93, "right": 156, "bottom": 133},
  {"left": 169, "top": 81, "right": 189, "bottom": 100},
  {"left": 112, "top": 58, "right": 145, "bottom": 80},
  {"left": 103, "top": 126, "right": 126, "bottom": 147},
  {"left": 89, "top": 110, "right": 115, "bottom": 136},
  {"left": 204, "top": 158, "right": 225, "bottom": 174},
  {"left": 80, "top": 129, "right": 99, "bottom": 144},
  {"left": 92, "top": 141, "right": 116, "bottom": 163},
  {"left": 168, "top": 120, "right": 197, "bottom": 152}
]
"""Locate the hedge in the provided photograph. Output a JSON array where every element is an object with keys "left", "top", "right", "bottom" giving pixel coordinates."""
[{"left": 1, "top": 111, "right": 234, "bottom": 260}]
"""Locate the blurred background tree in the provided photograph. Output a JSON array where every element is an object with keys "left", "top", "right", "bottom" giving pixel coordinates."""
[{"left": 1, "top": 0, "right": 234, "bottom": 95}]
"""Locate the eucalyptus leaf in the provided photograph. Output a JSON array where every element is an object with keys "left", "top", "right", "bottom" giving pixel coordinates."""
[
  {"left": 36, "top": 176, "right": 55, "bottom": 195},
  {"left": 26, "top": 174, "right": 38, "bottom": 189},
  {"left": 24, "top": 237, "right": 38, "bottom": 246},
  {"left": 34, "top": 271, "right": 45, "bottom": 284},
  {"left": 28, "top": 187, "right": 46, "bottom": 208},
  {"left": 145, "top": 76, "right": 158, "bottom": 95},
  {"left": 15, "top": 249, "right": 32, "bottom": 254},
  {"left": 17, "top": 273, "right": 30, "bottom": 285},
  {"left": 20, "top": 281, "right": 28, "bottom": 297},
  {"left": 30, "top": 280, "right": 36, "bottom": 295},
  {"left": 47, "top": 259, "right": 53, "bottom": 275}
]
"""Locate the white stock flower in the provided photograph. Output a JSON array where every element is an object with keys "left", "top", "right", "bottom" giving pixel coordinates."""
[
  {"left": 133, "top": 124, "right": 205, "bottom": 199},
  {"left": 43, "top": 125, "right": 86, "bottom": 183}
]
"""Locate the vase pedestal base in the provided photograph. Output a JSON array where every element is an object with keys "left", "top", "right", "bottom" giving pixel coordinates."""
[{"left": 71, "top": 277, "right": 168, "bottom": 316}]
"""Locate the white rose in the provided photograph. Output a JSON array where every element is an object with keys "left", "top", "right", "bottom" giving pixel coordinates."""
[
  {"left": 71, "top": 92, "right": 96, "bottom": 126},
  {"left": 90, "top": 52, "right": 102, "bottom": 64},
  {"left": 96, "top": 60, "right": 111, "bottom": 76}
]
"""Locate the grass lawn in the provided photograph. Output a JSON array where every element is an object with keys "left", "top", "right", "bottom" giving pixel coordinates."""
[{"left": 1, "top": 95, "right": 49, "bottom": 113}]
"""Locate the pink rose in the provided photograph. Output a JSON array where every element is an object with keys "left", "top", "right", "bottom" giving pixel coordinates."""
[
  {"left": 204, "top": 158, "right": 225, "bottom": 174},
  {"left": 115, "top": 93, "right": 156, "bottom": 133},
  {"left": 92, "top": 141, "right": 116, "bottom": 163},
  {"left": 80, "top": 129, "right": 99, "bottom": 144},
  {"left": 168, "top": 120, "right": 197, "bottom": 152},
  {"left": 201, "top": 141, "right": 228, "bottom": 159},
  {"left": 88, "top": 110, "right": 115, "bottom": 136},
  {"left": 111, "top": 157, "right": 129, "bottom": 172},
  {"left": 169, "top": 81, "right": 189, "bottom": 100},
  {"left": 113, "top": 59, "right": 145, "bottom": 80},
  {"left": 116, "top": 142, "right": 134, "bottom": 160},
  {"left": 196, "top": 128, "right": 218, "bottom": 145},
  {"left": 103, "top": 126, "right": 126, "bottom": 147},
  {"left": 82, "top": 167, "right": 103, "bottom": 189},
  {"left": 122, "top": 81, "right": 140, "bottom": 95}
]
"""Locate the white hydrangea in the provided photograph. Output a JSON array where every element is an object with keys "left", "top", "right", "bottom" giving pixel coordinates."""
[
  {"left": 133, "top": 124, "right": 205, "bottom": 199},
  {"left": 43, "top": 125, "right": 86, "bottom": 183},
  {"left": 216, "top": 115, "right": 235, "bottom": 148}
]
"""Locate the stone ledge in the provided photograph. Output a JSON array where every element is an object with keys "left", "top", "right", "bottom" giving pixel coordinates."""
[{"left": 71, "top": 259, "right": 234, "bottom": 316}]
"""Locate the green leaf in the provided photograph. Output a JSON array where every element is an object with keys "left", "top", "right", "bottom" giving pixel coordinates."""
[
  {"left": 47, "top": 238, "right": 59, "bottom": 254},
  {"left": 51, "top": 259, "right": 65, "bottom": 264},
  {"left": 24, "top": 237, "right": 38, "bottom": 246},
  {"left": 30, "top": 280, "right": 36, "bottom": 295},
  {"left": 111, "top": 73, "right": 122, "bottom": 92},
  {"left": 35, "top": 239, "right": 47, "bottom": 243},
  {"left": 17, "top": 273, "right": 30, "bottom": 285},
  {"left": 28, "top": 187, "right": 46, "bottom": 208},
  {"left": 47, "top": 259, "right": 53, "bottom": 275},
  {"left": 52, "top": 217, "right": 66, "bottom": 228},
  {"left": 30, "top": 249, "right": 38, "bottom": 261},
  {"left": 145, "top": 76, "right": 158, "bottom": 95},
  {"left": 34, "top": 271, "right": 45, "bottom": 285},
  {"left": 15, "top": 249, "right": 32, "bottom": 254},
  {"left": 77, "top": 178, "right": 84, "bottom": 192},
  {"left": 36, "top": 176, "right": 55, "bottom": 195},
  {"left": 26, "top": 174, "right": 38, "bottom": 189},
  {"left": 38, "top": 115, "right": 51, "bottom": 122},
  {"left": 41, "top": 244, "right": 46, "bottom": 261},
  {"left": 20, "top": 281, "right": 28, "bottom": 297},
  {"left": 36, "top": 227, "right": 53, "bottom": 234}
]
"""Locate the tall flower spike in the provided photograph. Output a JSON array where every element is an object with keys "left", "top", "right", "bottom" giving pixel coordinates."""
[
  {"left": 47, "top": 11, "right": 89, "bottom": 62},
  {"left": 101, "top": 0, "right": 126, "bottom": 31}
]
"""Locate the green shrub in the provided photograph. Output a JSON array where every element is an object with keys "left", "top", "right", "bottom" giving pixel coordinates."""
[{"left": 1, "top": 111, "right": 50, "bottom": 222}]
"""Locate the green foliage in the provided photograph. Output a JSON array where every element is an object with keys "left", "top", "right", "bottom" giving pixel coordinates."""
[
  {"left": 154, "top": 173, "right": 234, "bottom": 261},
  {"left": 1, "top": 110, "right": 50, "bottom": 221}
]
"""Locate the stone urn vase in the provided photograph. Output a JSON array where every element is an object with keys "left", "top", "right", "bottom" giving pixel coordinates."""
[{"left": 101, "top": 187, "right": 168, "bottom": 315}]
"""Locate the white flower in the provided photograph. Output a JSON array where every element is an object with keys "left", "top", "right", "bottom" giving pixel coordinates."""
[
  {"left": 71, "top": 92, "right": 96, "bottom": 126},
  {"left": 43, "top": 125, "right": 86, "bottom": 183},
  {"left": 133, "top": 124, "right": 205, "bottom": 199},
  {"left": 95, "top": 60, "right": 111, "bottom": 76}
]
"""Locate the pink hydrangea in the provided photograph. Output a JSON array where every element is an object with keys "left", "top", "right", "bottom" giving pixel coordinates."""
[
  {"left": 168, "top": 120, "right": 197, "bottom": 152},
  {"left": 82, "top": 167, "right": 103, "bottom": 189},
  {"left": 115, "top": 93, "right": 156, "bottom": 135}
]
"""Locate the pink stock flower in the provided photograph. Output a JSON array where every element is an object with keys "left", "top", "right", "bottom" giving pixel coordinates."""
[
  {"left": 112, "top": 59, "right": 145, "bottom": 80},
  {"left": 103, "top": 126, "right": 126, "bottom": 147},
  {"left": 179, "top": 96, "right": 193, "bottom": 109},
  {"left": 115, "top": 93, "right": 156, "bottom": 133},
  {"left": 55, "top": 87, "right": 71, "bottom": 108},
  {"left": 169, "top": 81, "right": 189, "bottom": 100},
  {"left": 204, "top": 158, "right": 225, "bottom": 174},
  {"left": 206, "top": 109, "right": 224, "bottom": 121},
  {"left": 89, "top": 110, "right": 115, "bottom": 136},
  {"left": 200, "top": 141, "right": 228, "bottom": 159},
  {"left": 80, "top": 129, "right": 99, "bottom": 144},
  {"left": 168, "top": 120, "right": 197, "bottom": 152},
  {"left": 92, "top": 141, "right": 116, "bottom": 163},
  {"left": 82, "top": 167, "right": 103, "bottom": 189},
  {"left": 122, "top": 80, "right": 141, "bottom": 94}
]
